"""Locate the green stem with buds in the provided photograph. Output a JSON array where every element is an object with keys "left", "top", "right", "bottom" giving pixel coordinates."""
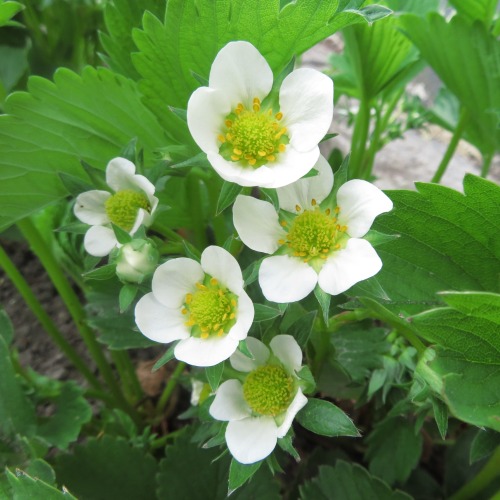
[
  {"left": 0, "top": 243, "right": 102, "bottom": 391},
  {"left": 431, "top": 107, "right": 468, "bottom": 183}
]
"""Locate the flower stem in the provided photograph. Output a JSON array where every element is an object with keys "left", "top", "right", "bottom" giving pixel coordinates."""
[
  {"left": 0, "top": 242, "right": 102, "bottom": 391},
  {"left": 449, "top": 445, "right": 500, "bottom": 500},
  {"left": 156, "top": 361, "right": 186, "bottom": 415},
  {"left": 480, "top": 151, "right": 493, "bottom": 178},
  {"left": 186, "top": 171, "right": 208, "bottom": 249},
  {"left": 349, "top": 94, "right": 371, "bottom": 179},
  {"left": 206, "top": 174, "right": 230, "bottom": 246},
  {"left": 110, "top": 350, "right": 143, "bottom": 403},
  {"left": 16, "top": 218, "right": 130, "bottom": 413},
  {"left": 431, "top": 107, "right": 468, "bottom": 183}
]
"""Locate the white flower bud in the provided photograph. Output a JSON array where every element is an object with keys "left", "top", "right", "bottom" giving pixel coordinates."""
[{"left": 116, "top": 240, "right": 159, "bottom": 283}]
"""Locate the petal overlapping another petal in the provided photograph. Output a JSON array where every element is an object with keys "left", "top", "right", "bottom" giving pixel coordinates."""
[
  {"left": 74, "top": 190, "right": 111, "bottom": 225},
  {"left": 230, "top": 337, "right": 270, "bottom": 373},
  {"left": 83, "top": 225, "right": 117, "bottom": 257},
  {"left": 209, "top": 379, "right": 250, "bottom": 421},
  {"left": 174, "top": 335, "right": 239, "bottom": 367},
  {"left": 270, "top": 335, "right": 303, "bottom": 373},
  {"left": 201, "top": 246, "right": 244, "bottom": 293}
]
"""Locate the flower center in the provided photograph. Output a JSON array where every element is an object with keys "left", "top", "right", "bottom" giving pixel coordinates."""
[
  {"left": 105, "top": 190, "right": 150, "bottom": 232},
  {"left": 182, "top": 277, "right": 238, "bottom": 339},
  {"left": 218, "top": 98, "right": 289, "bottom": 169},
  {"left": 283, "top": 205, "right": 348, "bottom": 263},
  {"left": 243, "top": 365, "right": 294, "bottom": 416}
]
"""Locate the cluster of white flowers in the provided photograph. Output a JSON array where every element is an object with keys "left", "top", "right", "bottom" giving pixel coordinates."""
[{"left": 74, "top": 41, "right": 393, "bottom": 466}]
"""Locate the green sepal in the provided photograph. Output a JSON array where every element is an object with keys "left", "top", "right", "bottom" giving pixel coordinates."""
[
  {"left": 119, "top": 284, "right": 138, "bottom": 313},
  {"left": 205, "top": 362, "right": 225, "bottom": 391},
  {"left": 152, "top": 343, "right": 178, "bottom": 371}
]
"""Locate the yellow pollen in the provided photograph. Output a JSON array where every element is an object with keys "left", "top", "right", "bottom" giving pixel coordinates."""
[
  {"left": 218, "top": 134, "right": 226, "bottom": 143},
  {"left": 296, "top": 205, "right": 301, "bottom": 212},
  {"left": 185, "top": 293, "right": 192, "bottom": 304},
  {"left": 196, "top": 282, "right": 207, "bottom": 291},
  {"left": 248, "top": 158, "right": 256, "bottom": 166},
  {"left": 311, "top": 199, "right": 317, "bottom": 206},
  {"left": 210, "top": 277, "right": 218, "bottom": 286},
  {"left": 278, "top": 144, "right": 286, "bottom": 152},
  {"left": 275, "top": 112, "right": 283, "bottom": 120},
  {"left": 280, "top": 220, "right": 287, "bottom": 227},
  {"left": 231, "top": 155, "right": 240, "bottom": 161},
  {"left": 225, "top": 120, "right": 233, "bottom": 128},
  {"left": 278, "top": 239, "right": 286, "bottom": 245},
  {"left": 258, "top": 150, "right": 267, "bottom": 157},
  {"left": 181, "top": 308, "right": 188, "bottom": 315},
  {"left": 325, "top": 209, "right": 331, "bottom": 216},
  {"left": 233, "top": 148, "right": 242, "bottom": 155},
  {"left": 201, "top": 332, "right": 209, "bottom": 339},
  {"left": 335, "top": 206, "right": 340, "bottom": 214},
  {"left": 266, "top": 155, "right": 275, "bottom": 161}
]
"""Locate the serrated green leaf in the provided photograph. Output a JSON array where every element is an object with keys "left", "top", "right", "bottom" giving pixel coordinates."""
[
  {"left": 331, "top": 325, "right": 389, "bottom": 382},
  {"left": 365, "top": 417, "right": 423, "bottom": 486},
  {"left": 54, "top": 436, "right": 158, "bottom": 500},
  {"left": 0, "top": 336, "right": 36, "bottom": 438},
  {"left": 228, "top": 459, "right": 262, "bottom": 493},
  {"left": 158, "top": 431, "right": 280, "bottom": 499},
  {"left": 216, "top": 181, "right": 242, "bottom": 215},
  {"left": 470, "top": 429, "right": 500, "bottom": 464},
  {"left": 299, "top": 461, "right": 412, "bottom": 500},
  {"left": 401, "top": 13, "right": 500, "bottom": 156},
  {"left": 6, "top": 469, "right": 76, "bottom": 500},
  {"left": 132, "top": 1, "right": 389, "bottom": 133},
  {"left": 206, "top": 362, "right": 224, "bottom": 391},
  {"left": 0, "top": 67, "right": 165, "bottom": 232},
  {"left": 0, "top": 308, "right": 14, "bottom": 345},
  {"left": 100, "top": 0, "right": 165, "bottom": 79},
  {"left": 254, "top": 304, "right": 283, "bottom": 322},
  {"left": 296, "top": 398, "right": 359, "bottom": 437},
  {"left": 359, "top": 175, "right": 500, "bottom": 314},
  {"left": 37, "top": 382, "right": 92, "bottom": 450}
]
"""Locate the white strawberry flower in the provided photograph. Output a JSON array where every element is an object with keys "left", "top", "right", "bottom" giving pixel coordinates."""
[
  {"left": 210, "top": 335, "right": 308, "bottom": 464},
  {"left": 233, "top": 155, "right": 393, "bottom": 303},
  {"left": 187, "top": 41, "right": 333, "bottom": 188},
  {"left": 134, "top": 246, "right": 254, "bottom": 367},
  {"left": 74, "top": 157, "right": 158, "bottom": 257}
]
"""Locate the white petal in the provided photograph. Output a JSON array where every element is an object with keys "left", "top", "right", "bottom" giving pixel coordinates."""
[
  {"left": 230, "top": 337, "right": 270, "bottom": 373},
  {"left": 233, "top": 196, "right": 285, "bottom": 254},
  {"left": 152, "top": 258, "right": 204, "bottom": 308},
  {"left": 276, "top": 389, "right": 308, "bottom": 438},
  {"left": 336, "top": 180, "right": 393, "bottom": 237},
  {"left": 130, "top": 207, "right": 147, "bottom": 235},
  {"left": 258, "top": 146, "right": 320, "bottom": 189},
  {"left": 276, "top": 155, "right": 334, "bottom": 212},
  {"left": 209, "top": 41, "right": 273, "bottom": 108},
  {"left": 134, "top": 293, "right": 190, "bottom": 343},
  {"left": 187, "top": 87, "right": 231, "bottom": 153},
  {"left": 259, "top": 255, "right": 318, "bottom": 303},
  {"left": 279, "top": 68, "right": 333, "bottom": 152},
  {"left": 226, "top": 417, "right": 278, "bottom": 464},
  {"left": 270, "top": 335, "right": 302, "bottom": 372},
  {"left": 207, "top": 152, "right": 275, "bottom": 187},
  {"left": 174, "top": 335, "right": 239, "bottom": 367},
  {"left": 318, "top": 238, "right": 382, "bottom": 295},
  {"left": 201, "top": 246, "right": 243, "bottom": 293},
  {"left": 105, "top": 157, "right": 136, "bottom": 192},
  {"left": 228, "top": 290, "right": 254, "bottom": 341},
  {"left": 209, "top": 380, "right": 250, "bottom": 421},
  {"left": 74, "top": 190, "right": 110, "bottom": 225},
  {"left": 83, "top": 225, "right": 117, "bottom": 257},
  {"left": 127, "top": 173, "right": 156, "bottom": 199}
]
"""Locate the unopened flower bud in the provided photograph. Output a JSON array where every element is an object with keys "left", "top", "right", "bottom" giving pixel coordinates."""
[{"left": 116, "top": 240, "right": 159, "bottom": 284}]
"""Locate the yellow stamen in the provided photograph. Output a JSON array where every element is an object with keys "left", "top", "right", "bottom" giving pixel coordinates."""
[
  {"left": 275, "top": 112, "right": 283, "bottom": 120},
  {"left": 218, "top": 134, "right": 226, "bottom": 143},
  {"left": 181, "top": 308, "right": 188, "bottom": 315},
  {"left": 233, "top": 148, "right": 242, "bottom": 155},
  {"left": 201, "top": 332, "right": 209, "bottom": 339},
  {"left": 296, "top": 205, "right": 301, "bottom": 212},
  {"left": 185, "top": 293, "right": 193, "bottom": 304},
  {"left": 278, "top": 144, "right": 286, "bottom": 152},
  {"left": 248, "top": 158, "right": 256, "bottom": 166},
  {"left": 311, "top": 199, "right": 317, "bottom": 206},
  {"left": 231, "top": 155, "right": 240, "bottom": 161},
  {"left": 196, "top": 282, "right": 207, "bottom": 291},
  {"left": 266, "top": 155, "right": 275, "bottom": 162},
  {"left": 210, "top": 277, "right": 218, "bottom": 286},
  {"left": 258, "top": 150, "right": 267, "bottom": 157},
  {"left": 280, "top": 220, "right": 287, "bottom": 227},
  {"left": 225, "top": 119, "right": 233, "bottom": 128}
]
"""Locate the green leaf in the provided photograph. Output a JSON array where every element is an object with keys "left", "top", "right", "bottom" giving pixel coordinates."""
[
  {"left": 0, "top": 308, "right": 14, "bottom": 345},
  {"left": 470, "top": 429, "right": 500, "bottom": 464},
  {"left": 37, "top": 382, "right": 92, "bottom": 450},
  {"left": 58, "top": 172, "right": 95, "bottom": 197},
  {"left": 153, "top": 343, "right": 177, "bottom": 371},
  {"left": 331, "top": 325, "right": 390, "bottom": 382},
  {"left": 119, "top": 284, "right": 138, "bottom": 312},
  {"left": 0, "top": 335, "right": 36, "bottom": 438},
  {"left": 0, "top": 67, "right": 165, "bottom": 232},
  {"left": 83, "top": 263, "right": 116, "bottom": 281},
  {"left": 216, "top": 181, "right": 243, "bottom": 215},
  {"left": 0, "top": 44, "right": 29, "bottom": 101},
  {"left": 206, "top": 362, "right": 224, "bottom": 391},
  {"left": 365, "top": 417, "right": 423, "bottom": 486},
  {"left": 299, "top": 461, "right": 412, "bottom": 500},
  {"left": 254, "top": 304, "right": 283, "bottom": 322},
  {"left": 132, "top": 1, "right": 390, "bottom": 132},
  {"left": 432, "top": 398, "right": 448, "bottom": 440},
  {"left": 449, "top": 0, "right": 497, "bottom": 25},
  {"left": 157, "top": 431, "right": 280, "bottom": 499},
  {"left": 400, "top": 13, "right": 500, "bottom": 156},
  {"left": 360, "top": 175, "right": 500, "bottom": 314},
  {"left": 385, "top": 0, "right": 439, "bottom": 15},
  {"left": 0, "top": 1, "right": 23, "bottom": 27},
  {"left": 228, "top": 459, "right": 262, "bottom": 493},
  {"left": 314, "top": 285, "right": 331, "bottom": 324},
  {"left": 6, "top": 469, "right": 77, "bottom": 500},
  {"left": 100, "top": 0, "right": 165, "bottom": 79},
  {"left": 54, "top": 436, "right": 158, "bottom": 500},
  {"left": 296, "top": 398, "right": 359, "bottom": 437},
  {"left": 413, "top": 292, "right": 500, "bottom": 363},
  {"left": 281, "top": 308, "right": 317, "bottom": 348}
]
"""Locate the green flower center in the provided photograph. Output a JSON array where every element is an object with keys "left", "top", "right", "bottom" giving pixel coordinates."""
[
  {"left": 283, "top": 206, "right": 348, "bottom": 263},
  {"left": 243, "top": 365, "right": 294, "bottom": 416},
  {"left": 105, "top": 190, "right": 150, "bottom": 232},
  {"left": 182, "top": 277, "right": 238, "bottom": 339},
  {"left": 218, "top": 98, "right": 289, "bottom": 169}
]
